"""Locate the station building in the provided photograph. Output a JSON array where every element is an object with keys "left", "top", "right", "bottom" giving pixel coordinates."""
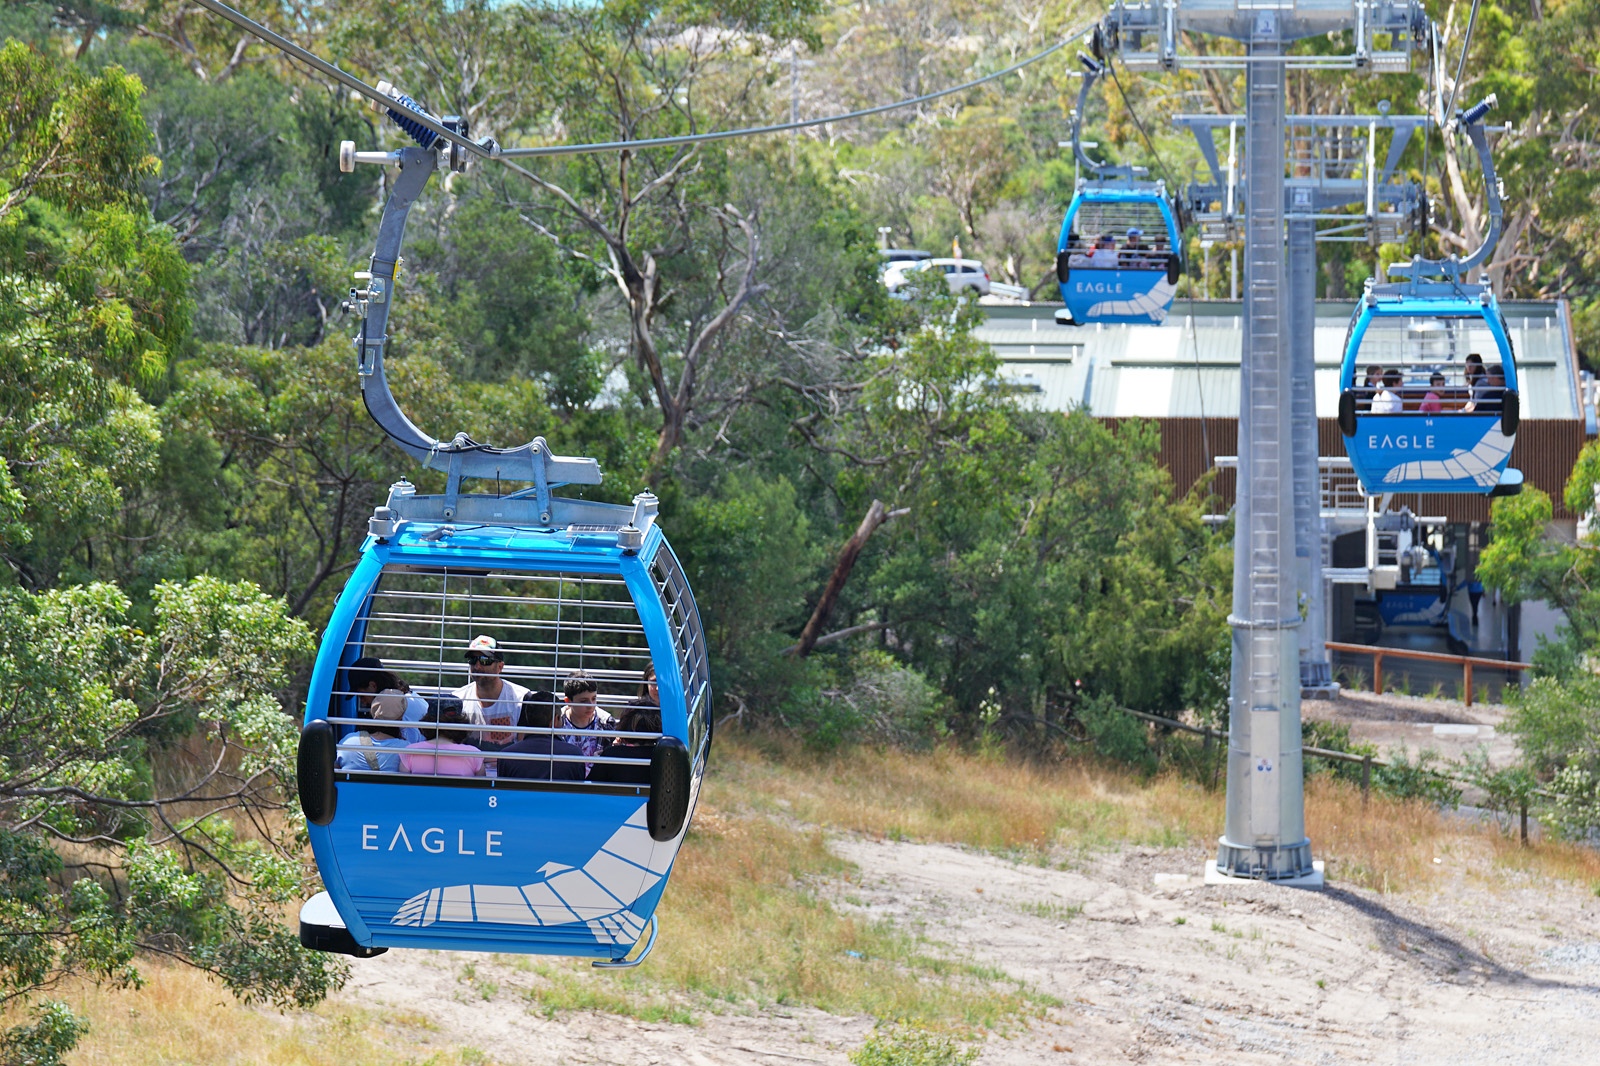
[{"left": 975, "top": 300, "right": 1594, "bottom": 691}]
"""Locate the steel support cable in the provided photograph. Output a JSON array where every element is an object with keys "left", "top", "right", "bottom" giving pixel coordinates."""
[
  {"left": 1440, "top": 0, "right": 1484, "bottom": 125},
  {"left": 1104, "top": 57, "right": 1179, "bottom": 188},
  {"left": 191, "top": 0, "right": 1095, "bottom": 161}
]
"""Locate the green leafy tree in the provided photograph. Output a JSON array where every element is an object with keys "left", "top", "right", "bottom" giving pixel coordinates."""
[
  {"left": 0, "top": 39, "right": 153, "bottom": 220},
  {"left": 0, "top": 45, "right": 188, "bottom": 590},
  {"left": 0, "top": 576, "right": 342, "bottom": 1061},
  {"left": 1478, "top": 441, "right": 1600, "bottom": 664}
]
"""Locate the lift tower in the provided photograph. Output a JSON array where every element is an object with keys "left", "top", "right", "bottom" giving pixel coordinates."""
[
  {"left": 1101, "top": 0, "right": 1432, "bottom": 880},
  {"left": 1173, "top": 109, "right": 1433, "bottom": 701}
]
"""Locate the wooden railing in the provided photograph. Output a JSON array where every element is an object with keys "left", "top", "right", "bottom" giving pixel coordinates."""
[{"left": 1324, "top": 640, "right": 1532, "bottom": 707}]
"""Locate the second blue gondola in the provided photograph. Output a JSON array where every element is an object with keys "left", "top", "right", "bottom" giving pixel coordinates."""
[
  {"left": 1056, "top": 186, "right": 1182, "bottom": 325},
  {"left": 1053, "top": 49, "right": 1183, "bottom": 327},
  {"left": 1336, "top": 284, "right": 1521, "bottom": 496}
]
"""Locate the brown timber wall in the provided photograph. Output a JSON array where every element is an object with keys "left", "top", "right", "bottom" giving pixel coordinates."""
[{"left": 1105, "top": 417, "right": 1587, "bottom": 523}]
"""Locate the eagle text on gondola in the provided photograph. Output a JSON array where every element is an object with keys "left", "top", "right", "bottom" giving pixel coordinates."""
[
  {"left": 362, "top": 824, "right": 504, "bottom": 857},
  {"left": 1367, "top": 434, "right": 1436, "bottom": 450}
]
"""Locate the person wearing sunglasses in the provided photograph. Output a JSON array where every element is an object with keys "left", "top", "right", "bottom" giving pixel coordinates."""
[{"left": 452, "top": 635, "right": 528, "bottom": 750}]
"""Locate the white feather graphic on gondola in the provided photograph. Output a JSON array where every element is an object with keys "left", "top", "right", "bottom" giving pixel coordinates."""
[
  {"left": 1382, "top": 425, "right": 1513, "bottom": 487},
  {"left": 1084, "top": 277, "right": 1176, "bottom": 324},
  {"left": 390, "top": 779, "right": 698, "bottom": 945}
]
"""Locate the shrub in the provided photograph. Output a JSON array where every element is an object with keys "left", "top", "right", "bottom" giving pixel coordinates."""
[
  {"left": 1072, "top": 693, "right": 1154, "bottom": 773},
  {"left": 1545, "top": 765, "right": 1600, "bottom": 842},
  {"left": 850, "top": 1025, "right": 979, "bottom": 1066},
  {"left": 1372, "top": 746, "right": 1463, "bottom": 808}
]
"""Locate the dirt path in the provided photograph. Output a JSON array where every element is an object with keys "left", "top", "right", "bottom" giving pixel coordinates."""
[
  {"left": 1301, "top": 689, "right": 1519, "bottom": 767},
  {"left": 333, "top": 831, "right": 1600, "bottom": 1065},
  {"left": 337, "top": 950, "right": 871, "bottom": 1065},
  {"left": 827, "top": 837, "right": 1600, "bottom": 1064}
]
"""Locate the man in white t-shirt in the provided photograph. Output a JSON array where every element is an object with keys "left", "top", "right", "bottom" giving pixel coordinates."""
[
  {"left": 1371, "top": 367, "right": 1404, "bottom": 414},
  {"left": 452, "top": 635, "right": 528, "bottom": 750}
]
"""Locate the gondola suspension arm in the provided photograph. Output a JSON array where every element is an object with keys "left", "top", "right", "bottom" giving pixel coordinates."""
[
  {"left": 1070, "top": 34, "right": 1147, "bottom": 184},
  {"left": 346, "top": 144, "right": 601, "bottom": 497},
  {"left": 1389, "top": 95, "right": 1503, "bottom": 284}
]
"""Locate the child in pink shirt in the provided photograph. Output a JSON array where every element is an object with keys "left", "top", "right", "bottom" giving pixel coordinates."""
[{"left": 1420, "top": 372, "right": 1447, "bottom": 413}]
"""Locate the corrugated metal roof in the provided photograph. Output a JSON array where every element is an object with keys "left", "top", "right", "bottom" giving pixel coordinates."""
[{"left": 974, "top": 300, "right": 1584, "bottom": 422}]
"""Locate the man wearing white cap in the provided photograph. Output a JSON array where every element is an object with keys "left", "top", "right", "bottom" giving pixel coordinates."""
[{"left": 452, "top": 635, "right": 528, "bottom": 750}]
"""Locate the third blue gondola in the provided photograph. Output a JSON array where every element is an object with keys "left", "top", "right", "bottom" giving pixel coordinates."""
[
  {"left": 1335, "top": 96, "right": 1522, "bottom": 498},
  {"left": 1337, "top": 283, "right": 1521, "bottom": 496}
]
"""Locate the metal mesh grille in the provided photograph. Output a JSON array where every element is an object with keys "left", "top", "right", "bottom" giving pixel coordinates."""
[
  {"left": 1064, "top": 199, "right": 1172, "bottom": 258},
  {"left": 650, "top": 547, "right": 711, "bottom": 758},
  {"left": 353, "top": 567, "right": 651, "bottom": 715},
  {"left": 1353, "top": 314, "right": 1513, "bottom": 406}
]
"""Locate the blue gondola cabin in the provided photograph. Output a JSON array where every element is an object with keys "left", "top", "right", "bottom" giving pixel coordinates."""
[
  {"left": 297, "top": 486, "right": 710, "bottom": 964},
  {"left": 1337, "top": 284, "right": 1522, "bottom": 497},
  {"left": 1055, "top": 186, "right": 1182, "bottom": 326}
]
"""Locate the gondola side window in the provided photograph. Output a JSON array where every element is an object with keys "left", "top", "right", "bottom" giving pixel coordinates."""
[
  {"left": 651, "top": 547, "right": 709, "bottom": 762},
  {"left": 1351, "top": 315, "right": 1508, "bottom": 415},
  {"left": 332, "top": 567, "right": 655, "bottom": 783}
]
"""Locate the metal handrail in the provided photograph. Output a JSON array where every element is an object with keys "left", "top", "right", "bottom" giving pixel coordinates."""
[{"left": 1113, "top": 703, "right": 1546, "bottom": 841}]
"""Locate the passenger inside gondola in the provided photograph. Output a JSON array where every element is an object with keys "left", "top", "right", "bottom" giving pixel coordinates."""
[
  {"left": 1121, "top": 227, "right": 1148, "bottom": 267},
  {"left": 1068, "top": 233, "right": 1117, "bottom": 267},
  {"left": 335, "top": 690, "right": 410, "bottom": 772},
  {"left": 500, "top": 690, "right": 585, "bottom": 782},
  {"left": 589, "top": 707, "right": 659, "bottom": 786},
  {"left": 1480, "top": 365, "right": 1506, "bottom": 414},
  {"left": 1462, "top": 353, "right": 1487, "bottom": 411},
  {"left": 1420, "top": 373, "right": 1448, "bottom": 413},
  {"left": 631, "top": 662, "right": 659, "bottom": 709},
  {"left": 561, "top": 671, "right": 615, "bottom": 772},
  {"left": 456, "top": 634, "right": 526, "bottom": 750},
  {"left": 348, "top": 657, "right": 429, "bottom": 743},
  {"left": 400, "top": 699, "right": 484, "bottom": 777},
  {"left": 1371, "top": 368, "right": 1403, "bottom": 414},
  {"left": 1358, "top": 365, "right": 1382, "bottom": 412}
]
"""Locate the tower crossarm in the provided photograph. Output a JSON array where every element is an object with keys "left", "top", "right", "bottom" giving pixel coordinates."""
[
  {"left": 1105, "top": 0, "right": 1430, "bottom": 71},
  {"left": 1175, "top": 113, "right": 1429, "bottom": 245}
]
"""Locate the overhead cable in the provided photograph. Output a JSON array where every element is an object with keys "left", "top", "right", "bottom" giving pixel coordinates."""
[
  {"left": 1105, "top": 57, "right": 1178, "bottom": 188},
  {"left": 499, "top": 36, "right": 1087, "bottom": 157},
  {"left": 188, "top": 0, "right": 495, "bottom": 163},
  {"left": 1440, "top": 0, "right": 1484, "bottom": 125},
  {"left": 191, "top": 0, "right": 1095, "bottom": 161}
]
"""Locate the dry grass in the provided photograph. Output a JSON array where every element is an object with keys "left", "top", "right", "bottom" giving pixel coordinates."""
[
  {"left": 41, "top": 733, "right": 1600, "bottom": 1065},
  {"left": 713, "top": 734, "right": 1600, "bottom": 898},
  {"left": 1302, "top": 774, "right": 1600, "bottom": 893},
  {"left": 713, "top": 737, "right": 1219, "bottom": 860},
  {"left": 604, "top": 794, "right": 1052, "bottom": 1027},
  {"left": 46, "top": 962, "right": 431, "bottom": 1066}
]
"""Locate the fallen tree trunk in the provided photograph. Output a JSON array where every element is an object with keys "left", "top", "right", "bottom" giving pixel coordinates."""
[{"left": 789, "top": 500, "right": 906, "bottom": 659}]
